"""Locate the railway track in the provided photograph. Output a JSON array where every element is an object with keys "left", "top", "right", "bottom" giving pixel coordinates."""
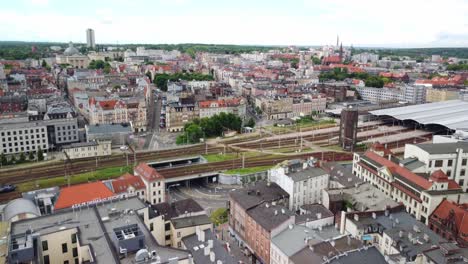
[
  {"left": 159, "top": 151, "right": 353, "bottom": 178},
  {"left": 0, "top": 145, "right": 227, "bottom": 185}
]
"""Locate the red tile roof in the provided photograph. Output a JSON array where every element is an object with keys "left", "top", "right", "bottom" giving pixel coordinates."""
[
  {"left": 98, "top": 100, "right": 118, "bottom": 110},
  {"left": 111, "top": 173, "right": 146, "bottom": 193},
  {"left": 55, "top": 182, "right": 115, "bottom": 210},
  {"left": 430, "top": 170, "right": 449, "bottom": 182},
  {"left": 431, "top": 199, "right": 468, "bottom": 237},
  {"left": 134, "top": 162, "right": 164, "bottom": 182},
  {"left": 363, "top": 151, "right": 460, "bottom": 191},
  {"left": 199, "top": 98, "right": 242, "bottom": 108},
  {"left": 364, "top": 151, "right": 431, "bottom": 189}
]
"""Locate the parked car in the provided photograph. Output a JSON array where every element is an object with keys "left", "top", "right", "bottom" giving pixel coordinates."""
[
  {"left": 120, "top": 145, "right": 129, "bottom": 151},
  {"left": 0, "top": 184, "right": 16, "bottom": 193}
]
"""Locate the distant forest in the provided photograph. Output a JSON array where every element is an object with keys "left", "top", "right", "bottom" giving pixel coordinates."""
[
  {"left": 354, "top": 47, "right": 468, "bottom": 59},
  {"left": 1, "top": 41, "right": 468, "bottom": 60}
]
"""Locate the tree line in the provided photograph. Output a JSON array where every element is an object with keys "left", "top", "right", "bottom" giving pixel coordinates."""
[
  {"left": 176, "top": 112, "right": 253, "bottom": 145},
  {"left": 319, "top": 68, "right": 390, "bottom": 88},
  {"left": 153, "top": 72, "right": 214, "bottom": 91},
  {"left": 1, "top": 148, "right": 44, "bottom": 166}
]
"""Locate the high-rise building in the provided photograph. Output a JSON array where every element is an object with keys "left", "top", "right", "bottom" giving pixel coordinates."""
[{"left": 86, "top": 28, "right": 95, "bottom": 49}]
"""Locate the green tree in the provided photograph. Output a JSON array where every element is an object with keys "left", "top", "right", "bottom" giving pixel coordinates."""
[
  {"left": 41, "top": 59, "right": 47, "bottom": 68},
  {"left": 37, "top": 148, "right": 44, "bottom": 161},
  {"left": 0, "top": 153, "right": 7, "bottom": 166},
  {"left": 19, "top": 152, "right": 26, "bottom": 163},
  {"left": 9, "top": 155, "right": 16, "bottom": 165},
  {"left": 245, "top": 118, "right": 256, "bottom": 128},
  {"left": 28, "top": 151, "right": 35, "bottom": 161},
  {"left": 311, "top": 56, "right": 321, "bottom": 65}
]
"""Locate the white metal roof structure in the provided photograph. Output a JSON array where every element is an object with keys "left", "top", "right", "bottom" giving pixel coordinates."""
[{"left": 369, "top": 100, "right": 468, "bottom": 130}]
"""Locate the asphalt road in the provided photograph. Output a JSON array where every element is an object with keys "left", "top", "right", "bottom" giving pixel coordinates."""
[{"left": 167, "top": 182, "right": 236, "bottom": 215}]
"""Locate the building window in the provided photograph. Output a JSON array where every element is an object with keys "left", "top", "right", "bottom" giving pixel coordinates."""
[
  {"left": 165, "top": 234, "right": 170, "bottom": 240},
  {"left": 448, "top": 160, "right": 453, "bottom": 166},
  {"left": 461, "top": 169, "right": 466, "bottom": 177},
  {"left": 177, "top": 241, "right": 181, "bottom": 248},
  {"left": 64, "top": 261, "right": 69, "bottom": 264},
  {"left": 62, "top": 243, "right": 68, "bottom": 253},
  {"left": 75, "top": 259, "right": 79, "bottom": 264},
  {"left": 42, "top": 240, "right": 48, "bottom": 251},
  {"left": 73, "top": 247, "right": 78, "bottom": 257},
  {"left": 435, "top": 160, "right": 443, "bottom": 167},
  {"left": 71, "top": 233, "right": 77, "bottom": 243},
  {"left": 165, "top": 223, "right": 170, "bottom": 231},
  {"left": 462, "top": 159, "right": 467, "bottom": 166},
  {"left": 150, "top": 223, "right": 154, "bottom": 231},
  {"left": 44, "top": 255, "right": 50, "bottom": 264},
  {"left": 177, "top": 232, "right": 181, "bottom": 238},
  {"left": 447, "top": 170, "right": 452, "bottom": 177},
  {"left": 460, "top": 179, "right": 465, "bottom": 187}
]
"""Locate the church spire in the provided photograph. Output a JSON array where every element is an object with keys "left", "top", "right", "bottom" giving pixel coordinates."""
[{"left": 339, "top": 42, "right": 343, "bottom": 62}]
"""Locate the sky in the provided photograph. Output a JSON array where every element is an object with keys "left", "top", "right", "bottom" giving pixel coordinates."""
[{"left": 1, "top": 0, "right": 468, "bottom": 48}]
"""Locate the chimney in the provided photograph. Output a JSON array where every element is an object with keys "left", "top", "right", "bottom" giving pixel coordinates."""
[
  {"left": 372, "top": 212, "right": 377, "bottom": 219},
  {"left": 196, "top": 226, "right": 201, "bottom": 241},
  {"left": 316, "top": 213, "right": 322, "bottom": 219},
  {"left": 281, "top": 208, "right": 285, "bottom": 215},
  {"left": 274, "top": 210, "right": 278, "bottom": 216},
  {"left": 199, "top": 229, "right": 205, "bottom": 242},
  {"left": 204, "top": 245, "right": 210, "bottom": 256},
  {"left": 354, "top": 214, "right": 359, "bottom": 222},
  {"left": 209, "top": 251, "right": 215, "bottom": 262}
]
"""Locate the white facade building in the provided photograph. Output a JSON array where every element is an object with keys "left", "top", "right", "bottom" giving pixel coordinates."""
[
  {"left": 269, "top": 160, "right": 329, "bottom": 211},
  {"left": 404, "top": 142, "right": 468, "bottom": 192}
]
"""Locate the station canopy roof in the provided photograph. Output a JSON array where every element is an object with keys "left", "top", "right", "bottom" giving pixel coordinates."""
[{"left": 369, "top": 100, "right": 468, "bottom": 130}]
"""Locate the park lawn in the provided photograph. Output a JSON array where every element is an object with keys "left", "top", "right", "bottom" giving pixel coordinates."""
[
  {"left": 203, "top": 153, "right": 238, "bottom": 162},
  {"left": 203, "top": 152, "right": 261, "bottom": 163},
  {"left": 224, "top": 165, "right": 273, "bottom": 175},
  {"left": 18, "top": 165, "right": 132, "bottom": 192}
]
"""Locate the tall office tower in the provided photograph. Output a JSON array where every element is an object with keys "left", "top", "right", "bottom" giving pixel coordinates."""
[{"left": 86, "top": 28, "right": 95, "bottom": 49}]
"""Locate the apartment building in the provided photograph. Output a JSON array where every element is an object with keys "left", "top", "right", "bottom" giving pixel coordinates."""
[
  {"left": 340, "top": 206, "right": 445, "bottom": 263},
  {"left": 291, "top": 96, "right": 327, "bottom": 117},
  {"left": 62, "top": 140, "right": 111, "bottom": 160},
  {"left": 8, "top": 197, "right": 190, "bottom": 264},
  {"left": 404, "top": 142, "right": 468, "bottom": 192},
  {"left": 429, "top": 199, "right": 468, "bottom": 247},
  {"left": 198, "top": 98, "right": 246, "bottom": 119},
  {"left": 255, "top": 96, "right": 293, "bottom": 120},
  {"left": 166, "top": 99, "right": 199, "bottom": 132},
  {"left": 108, "top": 173, "right": 147, "bottom": 201},
  {"left": 352, "top": 143, "right": 464, "bottom": 224},
  {"left": 269, "top": 159, "right": 329, "bottom": 211},
  {"left": 88, "top": 98, "right": 147, "bottom": 132},
  {"left": 426, "top": 87, "right": 460, "bottom": 102},
  {"left": 133, "top": 163, "right": 166, "bottom": 204},
  {"left": 356, "top": 85, "right": 426, "bottom": 104},
  {"left": 140, "top": 199, "right": 210, "bottom": 248},
  {"left": 229, "top": 182, "right": 292, "bottom": 264}
]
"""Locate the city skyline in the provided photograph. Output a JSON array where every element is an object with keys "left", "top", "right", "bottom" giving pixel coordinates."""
[{"left": 1, "top": 0, "right": 468, "bottom": 48}]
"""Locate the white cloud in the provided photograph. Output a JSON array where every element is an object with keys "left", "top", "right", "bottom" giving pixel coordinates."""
[{"left": 2, "top": 0, "right": 468, "bottom": 47}]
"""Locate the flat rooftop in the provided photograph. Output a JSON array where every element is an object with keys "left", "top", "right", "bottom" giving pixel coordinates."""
[{"left": 10, "top": 197, "right": 189, "bottom": 264}]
